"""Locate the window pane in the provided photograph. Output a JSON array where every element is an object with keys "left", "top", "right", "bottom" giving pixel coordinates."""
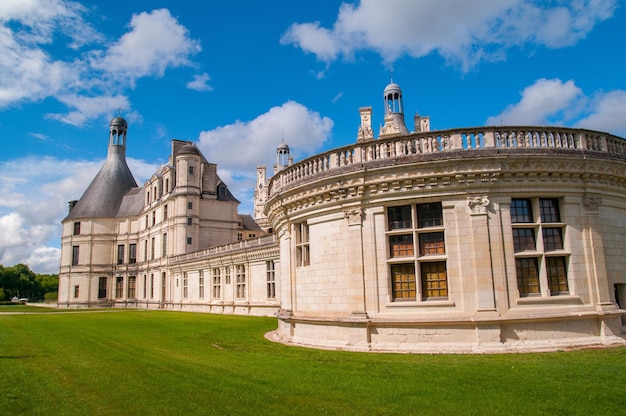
[
  {"left": 388, "top": 206, "right": 412, "bottom": 230},
  {"left": 546, "top": 257, "right": 569, "bottom": 295},
  {"left": 391, "top": 264, "right": 416, "bottom": 301},
  {"left": 515, "top": 258, "right": 540, "bottom": 296},
  {"left": 512, "top": 228, "right": 536, "bottom": 252},
  {"left": 542, "top": 228, "right": 563, "bottom": 251},
  {"left": 389, "top": 234, "right": 414, "bottom": 257},
  {"left": 420, "top": 262, "right": 447, "bottom": 299},
  {"left": 115, "top": 277, "right": 123, "bottom": 298},
  {"left": 511, "top": 199, "right": 532, "bottom": 223},
  {"left": 540, "top": 198, "right": 561, "bottom": 223},
  {"left": 98, "top": 277, "right": 107, "bottom": 299},
  {"left": 419, "top": 232, "right": 445, "bottom": 255},
  {"left": 417, "top": 203, "right": 443, "bottom": 228}
]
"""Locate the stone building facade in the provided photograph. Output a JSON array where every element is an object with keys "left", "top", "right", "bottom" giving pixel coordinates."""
[{"left": 58, "top": 82, "right": 626, "bottom": 353}]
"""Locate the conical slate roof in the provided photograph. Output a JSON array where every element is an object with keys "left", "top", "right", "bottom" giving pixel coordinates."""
[{"left": 65, "top": 145, "right": 137, "bottom": 220}]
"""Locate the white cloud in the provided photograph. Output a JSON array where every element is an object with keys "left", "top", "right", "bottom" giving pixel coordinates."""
[
  {"left": 281, "top": 0, "right": 616, "bottom": 70},
  {"left": 486, "top": 79, "right": 583, "bottom": 125},
  {"left": 47, "top": 94, "right": 131, "bottom": 127},
  {"left": 576, "top": 90, "right": 626, "bottom": 135},
  {"left": 91, "top": 9, "right": 201, "bottom": 83},
  {"left": 187, "top": 73, "right": 213, "bottom": 92},
  {"left": 197, "top": 101, "right": 334, "bottom": 213},
  {"left": 0, "top": 154, "right": 159, "bottom": 273},
  {"left": 0, "top": 3, "right": 202, "bottom": 126},
  {"left": 485, "top": 78, "right": 626, "bottom": 137}
]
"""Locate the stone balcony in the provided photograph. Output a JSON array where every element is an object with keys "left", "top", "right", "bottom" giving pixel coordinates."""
[{"left": 268, "top": 126, "right": 626, "bottom": 197}]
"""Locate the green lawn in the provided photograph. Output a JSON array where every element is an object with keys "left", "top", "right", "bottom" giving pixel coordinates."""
[{"left": 1, "top": 308, "right": 625, "bottom": 415}]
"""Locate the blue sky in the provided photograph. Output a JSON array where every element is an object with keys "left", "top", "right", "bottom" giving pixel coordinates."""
[{"left": 1, "top": 0, "right": 625, "bottom": 273}]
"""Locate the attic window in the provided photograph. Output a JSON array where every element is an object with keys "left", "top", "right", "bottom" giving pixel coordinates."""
[{"left": 218, "top": 184, "right": 227, "bottom": 200}]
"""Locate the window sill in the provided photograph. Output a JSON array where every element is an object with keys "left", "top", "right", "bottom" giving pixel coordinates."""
[
  {"left": 516, "top": 294, "right": 582, "bottom": 305},
  {"left": 386, "top": 299, "right": 455, "bottom": 308}
]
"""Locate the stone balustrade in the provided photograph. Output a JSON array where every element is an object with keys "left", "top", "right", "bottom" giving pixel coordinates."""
[
  {"left": 268, "top": 126, "right": 626, "bottom": 196},
  {"left": 170, "top": 234, "right": 278, "bottom": 264}
]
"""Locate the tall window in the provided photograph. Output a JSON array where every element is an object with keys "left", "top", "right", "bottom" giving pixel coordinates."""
[
  {"left": 98, "top": 277, "right": 107, "bottom": 299},
  {"left": 129, "top": 243, "right": 137, "bottom": 264},
  {"left": 266, "top": 260, "right": 276, "bottom": 299},
  {"left": 128, "top": 276, "right": 136, "bottom": 299},
  {"left": 151, "top": 237, "right": 155, "bottom": 260},
  {"left": 187, "top": 201, "right": 193, "bottom": 209},
  {"left": 162, "top": 233, "right": 167, "bottom": 257},
  {"left": 386, "top": 202, "right": 448, "bottom": 301},
  {"left": 74, "top": 285, "right": 80, "bottom": 298},
  {"left": 187, "top": 217, "right": 193, "bottom": 226},
  {"left": 163, "top": 204, "right": 168, "bottom": 220},
  {"left": 117, "top": 244, "right": 125, "bottom": 264},
  {"left": 161, "top": 272, "right": 167, "bottom": 301},
  {"left": 199, "top": 270, "right": 205, "bottom": 298},
  {"left": 511, "top": 198, "right": 569, "bottom": 297},
  {"left": 212, "top": 268, "right": 221, "bottom": 298},
  {"left": 295, "top": 223, "right": 310, "bottom": 267},
  {"left": 183, "top": 272, "right": 188, "bottom": 299},
  {"left": 150, "top": 274, "right": 154, "bottom": 298},
  {"left": 142, "top": 275, "right": 147, "bottom": 298},
  {"left": 235, "top": 265, "right": 246, "bottom": 298},
  {"left": 115, "top": 277, "right": 123, "bottom": 298},
  {"left": 224, "top": 266, "right": 231, "bottom": 285},
  {"left": 71, "top": 245, "right": 79, "bottom": 266},
  {"left": 73, "top": 222, "right": 81, "bottom": 235},
  {"left": 144, "top": 240, "right": 148, "bottom": 261}
]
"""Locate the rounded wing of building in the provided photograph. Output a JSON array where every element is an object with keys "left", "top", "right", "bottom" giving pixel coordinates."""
[{"left": 265, "top": 126, "right": 626, "bottom": 353}]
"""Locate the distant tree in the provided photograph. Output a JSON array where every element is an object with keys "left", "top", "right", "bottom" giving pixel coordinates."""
[
  {"left": 36, "top": 273, "right": 59, "bottom": 298},
  {"left": 0, "top": 264, "right": 59, "bottom": 300}
]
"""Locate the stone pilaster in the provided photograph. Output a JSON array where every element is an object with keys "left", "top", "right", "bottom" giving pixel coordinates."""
[{"left": 468, "top": 196, "right": 498, "bottom": 313}]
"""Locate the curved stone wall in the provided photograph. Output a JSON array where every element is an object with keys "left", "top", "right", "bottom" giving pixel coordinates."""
[{"left": 266, "top": 126, "right": 626, "bottom": 353}]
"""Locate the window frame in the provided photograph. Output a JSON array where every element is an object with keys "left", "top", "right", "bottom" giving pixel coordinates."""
[
  {"left": 386, "top": 203, "right": 448, "bottom": 302},
  {"left": 295, "top": 222, "right": 310, "bottom": 267},
  {"left": 266, "top": 260, "right": 276, "bottom": 299},
  {"left": 511, "top": 197, "right": 569, "bottom": 298},
  {"left": 235, "top": 265, "right": 246, "bottom": 299},
  {"left": 212, "top": 268, "right": 221, "bottom": 299}
]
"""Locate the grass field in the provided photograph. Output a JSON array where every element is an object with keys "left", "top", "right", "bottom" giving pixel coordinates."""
[{"left": 1, "top": 307, "right": 625, "bottom": 415}]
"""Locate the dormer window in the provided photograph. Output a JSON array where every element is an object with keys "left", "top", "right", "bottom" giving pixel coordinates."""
[{"left": 218, "top": 184, "right": 227, "bottom": 200}]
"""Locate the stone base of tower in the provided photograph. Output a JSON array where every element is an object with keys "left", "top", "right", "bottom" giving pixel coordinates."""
[{"left": 271, "top": 312, "right": 626, "bottom": 354}]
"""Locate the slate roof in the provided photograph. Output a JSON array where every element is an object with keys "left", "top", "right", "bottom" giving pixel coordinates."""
[{"left": 65, "top": 146, "right": 137, "bottom": 220}]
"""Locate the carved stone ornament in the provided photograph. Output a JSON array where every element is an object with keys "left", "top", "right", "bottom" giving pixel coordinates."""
[
  {"left": 345, "top": 209, "right": 364, "bottom": 225},
  {"left": 583, "top": 194, "right": 602, "bottom": 213},
  {"left": 468, "top": 196, "right": 490, "bottom": 215}
]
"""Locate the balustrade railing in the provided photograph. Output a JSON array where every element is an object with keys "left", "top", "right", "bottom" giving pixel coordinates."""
[
  {"left": 269, "top": 126, "right": 626, "bottom": 197},
  {"left": 170, "top": 234, "right": 277, "bottom": 263}
]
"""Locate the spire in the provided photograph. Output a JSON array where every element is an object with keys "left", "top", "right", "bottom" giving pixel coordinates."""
[{"left": 65, "top": 116, "right": 137, "bottom": 220}]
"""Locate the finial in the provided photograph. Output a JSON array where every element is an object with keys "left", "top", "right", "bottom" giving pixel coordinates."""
[{"left": 117, "top": 107, "right": 123, "bottom": 116}]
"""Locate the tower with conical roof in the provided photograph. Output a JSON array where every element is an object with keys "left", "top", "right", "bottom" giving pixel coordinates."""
[
  {"left": 59, "top": 116, "right": 138, "bottom": 306},
  {"left": 65, "top": 116, "right": 137, "bottom": 220},
  {"left": 379, "top": 80, "right": 409, "bottom": 138}
]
